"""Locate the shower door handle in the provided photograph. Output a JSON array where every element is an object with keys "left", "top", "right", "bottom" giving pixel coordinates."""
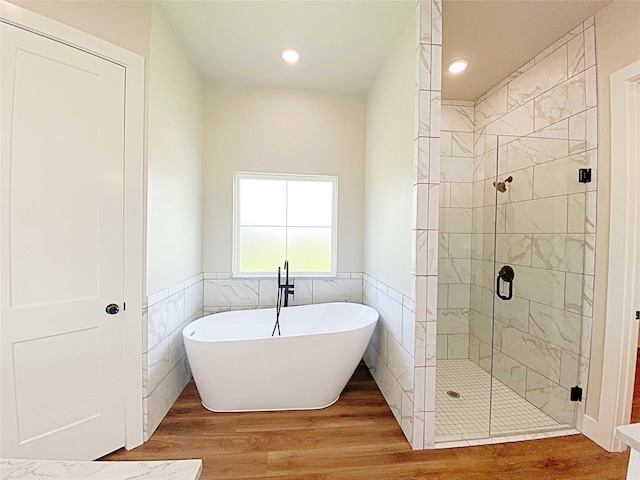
[{"left": 496, "top": 266, "right": 515, "bottom": 301}]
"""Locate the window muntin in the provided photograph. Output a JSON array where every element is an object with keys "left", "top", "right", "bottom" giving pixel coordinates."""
[{"left": 233, "top": 173, "right": 337, "bottom": 275}]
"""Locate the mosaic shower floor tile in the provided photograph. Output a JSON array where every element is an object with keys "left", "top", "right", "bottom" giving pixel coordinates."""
[{"left": 435, "top": 358, "right": 570, "bottom": 443}]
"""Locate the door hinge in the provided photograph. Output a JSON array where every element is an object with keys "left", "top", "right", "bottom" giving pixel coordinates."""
[
  {"left": 578, "top": 168, "right": 592, "bottom": 183},
  {"left": 570, "top": 386, "right": 583, "bottom": 402},
  {"left": 636, "top": 310, "right": 639, "bottom": 320}
]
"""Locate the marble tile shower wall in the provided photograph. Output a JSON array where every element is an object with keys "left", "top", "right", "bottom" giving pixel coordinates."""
[
  {"left": 468, "top": 17, "right": 597, "bottom": 428},
  {"left": 411, "top": 0, "right": 442, "bottom": 449},
  {"left": 362, "top": 0, "right": 441, "bottom": 450},
  {"left": 363, "top": 274, "right": 417, "bottom": 445},
  {"left": 438, "top": 100, "right": 475, "bottom": 361},
  {"left": 143, "top": 273, "right": 204, "bottom": 440},
  {"left": 202, "top": 273, "right": 363, "bottom": 312}
]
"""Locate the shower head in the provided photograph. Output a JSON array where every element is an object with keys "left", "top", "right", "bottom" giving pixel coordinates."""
[{"left": 493, "top": 176, "right": 513, "bottom": 193}]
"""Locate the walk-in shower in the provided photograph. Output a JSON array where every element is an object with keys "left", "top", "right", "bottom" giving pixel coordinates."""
[{"left": 437, "top": 92, "right": 595, "bottom": 443}]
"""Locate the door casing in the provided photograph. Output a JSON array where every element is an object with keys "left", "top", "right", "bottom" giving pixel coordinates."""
[{"left": 582, "top": 60, "right": 640, "bottom": 451}]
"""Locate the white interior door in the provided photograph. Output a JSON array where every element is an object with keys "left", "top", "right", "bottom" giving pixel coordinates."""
[{"left": 1, "top": 21, "right": 127, "bottom": 460}]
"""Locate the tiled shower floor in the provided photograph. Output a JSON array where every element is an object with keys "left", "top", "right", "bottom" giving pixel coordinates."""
[{"left": 435, "top": 359, "right": 570, "bottom": 443}]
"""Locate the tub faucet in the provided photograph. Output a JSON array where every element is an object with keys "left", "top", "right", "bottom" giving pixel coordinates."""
[
  {"left": 272, "top": 261, "right": 295, "bottom": 336},
  {"left": 278, "top": 260, "right": 295, "bottom": 307}
]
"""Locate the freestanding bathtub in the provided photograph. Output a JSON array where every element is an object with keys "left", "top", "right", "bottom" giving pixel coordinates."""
[{"left": 183, "top": 302, "right": 378, "bottom": 412}]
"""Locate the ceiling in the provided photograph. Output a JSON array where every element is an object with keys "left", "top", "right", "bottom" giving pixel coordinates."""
[
  {"left": 442, "top": 0, "right": 611, "bottom": 100},
  {"left": 162, "top": 0, "right": 612, "bottom": 101},
  {"left": 160, "top": 1, "right": 414, "bottom": 93}
]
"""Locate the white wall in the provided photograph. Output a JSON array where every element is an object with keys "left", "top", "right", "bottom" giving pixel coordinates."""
[
  {"left": 8, "top": 0, "right": 152, "bottom": 59},
  {"left": 362, "top": 8, "right": 423, "bottom": 447},
  {"left": 142, "top": 4, "right": 205, "bottom": 439},
  {"left": 363, "top": 13, "right": 415, "bottom": 297},
  {"left": 587, "top": 0, "right": 640, "bottom": 420},
  {"left": 146, "top": 4, "right": 204, "bottom": 295},
  {"left": 202, "top": 84, "right": 366, "bottom": 274},
  {"left": 11, "top": 1, "right": 203, "bottom": 298}
]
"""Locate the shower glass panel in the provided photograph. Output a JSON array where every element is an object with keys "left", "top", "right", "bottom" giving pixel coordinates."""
[
  {"left": 487, "top": 134, "right": 590, "bottom": 437},
  {"left": 436, "top": 130, "right": 591, "bottom": 443}
]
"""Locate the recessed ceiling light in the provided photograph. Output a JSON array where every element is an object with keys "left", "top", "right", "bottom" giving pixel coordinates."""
[
  {"left": 281, "top": 48, "right": 300, "bottom": 64},
  {"left": 448, "top": 59, "right": 469, "bottom": 74}
]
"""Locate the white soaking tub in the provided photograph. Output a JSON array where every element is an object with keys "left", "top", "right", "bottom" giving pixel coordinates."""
[{"left": 183, "top": 302, "right": 378, "bottom": 412}]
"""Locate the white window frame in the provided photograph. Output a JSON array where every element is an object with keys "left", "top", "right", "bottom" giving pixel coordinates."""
[{"left": 232, "top": 172, "right": 338, "bottom": 277}]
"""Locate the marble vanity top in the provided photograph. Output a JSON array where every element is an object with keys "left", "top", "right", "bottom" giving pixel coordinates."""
[
  {"left": 616, "top": 423, "right": 640, "bottom": 451},
  {"left": 0, "top": 458, "right": 202, "bottom": 480}
]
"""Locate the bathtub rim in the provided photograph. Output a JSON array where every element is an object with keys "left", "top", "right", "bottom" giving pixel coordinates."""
[{"left": 182, "top": 302, "right": 378, "bottom": 345}]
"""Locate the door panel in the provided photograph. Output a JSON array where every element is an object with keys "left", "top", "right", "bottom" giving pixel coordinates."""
[
  {"left": 13, "top": 328, "right": 101, "bottom": 442},
  {"left": 489, "top": 134, "right": 585, "bottom": 435},
  {"left": 1, "top": 22, "right": 126, "bottom": 459},
  {"left": 10, "top": 45, "right": 101, "bottom": 309}
]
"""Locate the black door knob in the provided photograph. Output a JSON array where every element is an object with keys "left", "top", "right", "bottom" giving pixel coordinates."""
[{"left": 105, "top": 303, "right": 119, "bottom": 315}]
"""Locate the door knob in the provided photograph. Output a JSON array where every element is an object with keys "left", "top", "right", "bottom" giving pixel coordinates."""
[{"left": 105, "top": 303, "right": 119, "bottom": 315}]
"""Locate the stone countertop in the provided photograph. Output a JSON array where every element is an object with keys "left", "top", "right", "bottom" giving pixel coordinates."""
[
  {"left": 0, "top": 458, "right": 202, "bottom": 480},
  {"left": 616, "top": 423, "right": 640, "bottom": 451}
]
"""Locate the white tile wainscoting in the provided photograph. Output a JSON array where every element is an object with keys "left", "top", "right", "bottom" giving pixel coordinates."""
[
  {"left": 142, "top": 272, "right": 366, "bottom": 441},
  {"left": 145, "top": 270, "right": 432, "bottom": 449},
  {"left": 143, "top": 273, "right": 204, "bottom": 440},
  {"left": 202, "top": 273, "right": 363, "bottom": 313},
  {"left": 362, "top": 274, "right": 417, "bottom": 445}
]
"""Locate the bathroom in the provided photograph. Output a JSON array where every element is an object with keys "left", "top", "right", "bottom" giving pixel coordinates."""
[{"left": 1, "top": 0, "right": 639, "bottom": 476}]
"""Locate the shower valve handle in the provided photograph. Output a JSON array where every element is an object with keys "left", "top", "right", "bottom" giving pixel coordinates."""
[{"left": 496, "top": 266, "right": 515, "bottom": 301}]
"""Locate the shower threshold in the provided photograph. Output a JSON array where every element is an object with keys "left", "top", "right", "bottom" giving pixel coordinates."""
[{"left": 435, "top": 359, "right": 573, "bottom": 444}]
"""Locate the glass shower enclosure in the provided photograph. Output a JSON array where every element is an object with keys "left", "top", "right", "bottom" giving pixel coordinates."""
[{"left": 436, "top": 131, "right": 594, "bottom": 442}]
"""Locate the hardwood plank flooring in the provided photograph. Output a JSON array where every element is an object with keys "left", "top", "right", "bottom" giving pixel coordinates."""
[
  {"left": 103, "top": 361, "right": 632, "bottom": 479},
  {"left": 631, "top": 348, "right": 640, "bottom": 424}
]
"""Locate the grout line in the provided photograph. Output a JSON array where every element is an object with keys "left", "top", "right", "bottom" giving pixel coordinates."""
[{"left": 435, "top": 359, "right": 564, "bottom": 443}]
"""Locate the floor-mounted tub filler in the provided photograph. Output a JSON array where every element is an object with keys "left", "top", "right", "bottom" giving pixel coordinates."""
[{"left": 183, "top": 302, "right": 378, "bottom": 412}]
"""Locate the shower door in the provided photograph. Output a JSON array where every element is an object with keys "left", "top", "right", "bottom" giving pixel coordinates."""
[
  {"left": 484, "top": 133, "right": 593, "bottom": 436},
  {"left": 436, "top": 123, "right": 594, "bottom": 443}
]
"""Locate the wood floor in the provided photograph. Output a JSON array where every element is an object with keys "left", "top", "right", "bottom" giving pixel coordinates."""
[
  {"left": 102, "top": 358, "right": 637, "bottom": 479},
  {"left": 631, "top": 348, "right": 640, "bottom": 425}
]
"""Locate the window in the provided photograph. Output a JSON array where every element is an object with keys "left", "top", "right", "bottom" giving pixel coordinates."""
[{"left": 233, "top": 172, "right": 337, "bottom": 275}]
